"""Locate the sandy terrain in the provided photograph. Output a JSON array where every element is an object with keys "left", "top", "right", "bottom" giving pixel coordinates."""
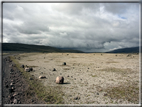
[{"left": 15, "top": 52, "right": 139, "bottom": 104}]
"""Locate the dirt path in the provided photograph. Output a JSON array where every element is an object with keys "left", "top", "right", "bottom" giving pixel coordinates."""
[{"left": 2, "top": 55, "right": 46, "bottom": 105}]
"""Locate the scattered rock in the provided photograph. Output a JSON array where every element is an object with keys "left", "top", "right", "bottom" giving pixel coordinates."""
[
  {"left": 39, "top": 76, "right": 46, "bottom": 79},
  {"left": 127, "top": 54, "right": 131, "bottom": 57},
  {"left": 21, "top": 65, "right": 24, "bottom": 68},
  {"left": 97, "top": 93, "right": 99, "bottom": 95},
  {"left": 67, "top": 75, "right": 69, "bottom": 77},
  {"left": 60, "top": 73, "right": 62, "bottom": 75},
  {"left": 74, "top": 96, "right": 80, "bottom": 100},
  {"left": 63, "top": 62, "right": 66, "bottom": 65},
  {"left": 29, "top": 77, "right": 33, "bottom": 80},
  {"left": 10, "top": 83, "right": 14, "bottom": 87},
  {"left": 74, "top": 78, "right": 76, "bottom": 80},
  {"left": 53, "top": 68, "right": 56, "bottom": 71},
  {"left": 13, "top": 92, "right": 18, "bottom": 97},
  {"left": 56, "top": 76, "right": 64, "bottom": 84},
  {"left": 9, "top": 88, "right": 14, "bottom": 93},
  {"left": 29, "top": 67, "right": 33, "bottom": 71},
  {"left": 6, "top": 85, "right": 9, "bottom": 88},
  {"left": 10, "top": 69, "right": 14, "bottom": 72},
  {"left": 25, "top": 68, "right": 30, "bottom": 72},
  {"left": 104, "top": 93, "right": 107, "bottom": 96},
  {"left": 13, "top": 98, "right": 17, "bottom": 104}
]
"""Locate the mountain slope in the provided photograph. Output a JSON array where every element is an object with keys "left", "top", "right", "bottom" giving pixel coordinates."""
[
  {"left": 106, "top": 46, "right": 140, "bottom": 53},
  {"left": 2, "top": 43, "right": 83, "bottom": 53}
]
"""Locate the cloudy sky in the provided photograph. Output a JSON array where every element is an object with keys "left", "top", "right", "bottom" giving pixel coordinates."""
[{"left": 3, "top": 3, "right": 140, "bottom": 52}]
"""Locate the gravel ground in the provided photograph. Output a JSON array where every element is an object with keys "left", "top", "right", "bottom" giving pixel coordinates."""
[
  {"left": 13, "top": 52, "right": 140, "bottom": 104},
  {"left": 2, "top": 55, "right": 46, "bottom": 105}
]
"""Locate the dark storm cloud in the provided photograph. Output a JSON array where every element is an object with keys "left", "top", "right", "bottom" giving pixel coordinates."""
[{"left": 3, "top": 3, "right": 140, "bottom": 52}]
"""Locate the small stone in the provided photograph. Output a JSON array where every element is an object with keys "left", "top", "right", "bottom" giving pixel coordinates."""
[
  {"left": 63, "top": 62, "right": 66, "bottom": 65},
  {"left": 67, "top": 75, "right": 69, "bottom": 77},
  {"left": 10, "top": 83, "right": 14, "bottom": 87},
  {"left": 13, "top": 92, "right": 18, "bottom": 97},
  {"left": 21, "top": 65, "right": 24, "bottom": 68},
  {"left": 29, "top": 77, "right": 33, "bottom": 80},
  {"left": 25, "top": 68, "right": 30, "bottom": 72},
  {"left": 13, "top": 99, "right": 17, "bottom": 104},
  {"left": 6, "top": 85, "right": 9, "bottom": 88},
  {"left": 29, "top": 67, "right": 33, "bottom": 71},
  {"left": 39, "top": 76, "right": 46, "bottom": 79},
  {"left": 74, "top": 96, "right": 80, "bottom": 100},
  {"left": 74, "top": 78, "right": 76, "bottom": 80},
  {"left": 31, "top": 99, "right": 34, "bottom": 102},
  {"left": 53, "top": 68, "right": 56, "bottom": 71},
  {"left": 104, "top": 93, "right": 107, "bottom": 96},
  {"left": 97, "top": 93, "right": 99, "bottom": 95}
]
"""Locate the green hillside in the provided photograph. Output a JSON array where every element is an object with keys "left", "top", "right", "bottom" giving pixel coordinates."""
[{"left": 2, "top": 43, "right": 83, "bottom": 53}]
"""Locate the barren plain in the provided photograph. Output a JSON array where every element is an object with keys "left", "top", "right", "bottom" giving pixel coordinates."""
[{"left": 14, "top": 52, "right": 139, "bottom": 104}]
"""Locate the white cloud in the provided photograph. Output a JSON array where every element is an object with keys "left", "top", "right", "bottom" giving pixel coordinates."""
[{"left": 3, "top": 3, "right": 140, "bottom": 52}]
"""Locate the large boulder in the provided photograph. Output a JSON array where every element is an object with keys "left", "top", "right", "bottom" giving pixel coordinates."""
[{"left": 56, "top": 76, "right": 64, "bottom": 84}]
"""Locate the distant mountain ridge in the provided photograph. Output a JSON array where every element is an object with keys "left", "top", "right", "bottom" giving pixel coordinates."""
[
  {"left": 2, "top": 43, "right": 83, "bottom": 53},
  {"left": 106, "top": 46, "right": 140, "bottom": 53}
]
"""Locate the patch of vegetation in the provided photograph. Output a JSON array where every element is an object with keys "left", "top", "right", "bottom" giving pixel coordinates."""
[
  {"left": 106, "top": 61, "right": 118, "bottom": 63},
  {"left": 63, "top": 68, "right": 70, "bottom": 70},
  {"left": 90, "top": 74, "right": 97, "bottom": 77},
  {"left": 2, "top": 43, "right": 83, "bottom": 53},
  {"left": 44, "top": 61, "right": 49, "bottom": 63},
  {"left": 99, "top": 67, "right": 133, "bottom": 75},
  {"left": 103, "top": 81, "right": 139, "bottom": 103},
  {"left": 28, "top": 65, "right": 38, "bottom": 68},
  {"left": 27, "top": 60, "right": 35, "bottom": 61},
  {"left": 10, "top": 56, "right": 64, "bottom": 104}
]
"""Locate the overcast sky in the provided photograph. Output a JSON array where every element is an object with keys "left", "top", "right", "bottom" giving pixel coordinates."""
[{"left": 3, "top": 3, "right": 140, "bottom": 52}]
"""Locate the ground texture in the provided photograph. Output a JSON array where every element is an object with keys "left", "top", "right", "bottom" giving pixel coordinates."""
[{"left": 2, "top": 52, "right": 140, "bottom": 104}]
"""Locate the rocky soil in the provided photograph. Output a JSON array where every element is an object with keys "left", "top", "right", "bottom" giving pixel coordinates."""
[
  {"left": 2, "top": 55, "right": 46, "bottom": 105},
  {"left": 16, "top": 52, "right": 139, "bottom": 104}
]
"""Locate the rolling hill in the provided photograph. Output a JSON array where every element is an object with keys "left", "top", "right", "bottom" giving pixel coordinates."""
[
  {"left": 2, "top": 43, "right": 83, "bottom": 53},
  {"left": 106, "top": 46, "right": 140, "bottom": 53}
]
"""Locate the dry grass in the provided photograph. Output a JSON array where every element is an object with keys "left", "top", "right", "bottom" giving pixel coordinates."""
[
  {"left": 27, "top": 60, "right": 35, "bottom": 61},
  {"left": 63, "top": 68, "right": 70, "bottom": 70},
  {"left": 103, "top": 81, "right": 139, "bottom": 103},
  {"left": 99, "top": 67, "right": 133, "bottom": 75},
  {"left": 90, "top": 74, "right": 97, "bottom": 77},
  {"left": 10, "top": 56, "right": 64, "bottom": 104},
  {"left": 106, "top": 61, "right": 119, "bottom": 63}
]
